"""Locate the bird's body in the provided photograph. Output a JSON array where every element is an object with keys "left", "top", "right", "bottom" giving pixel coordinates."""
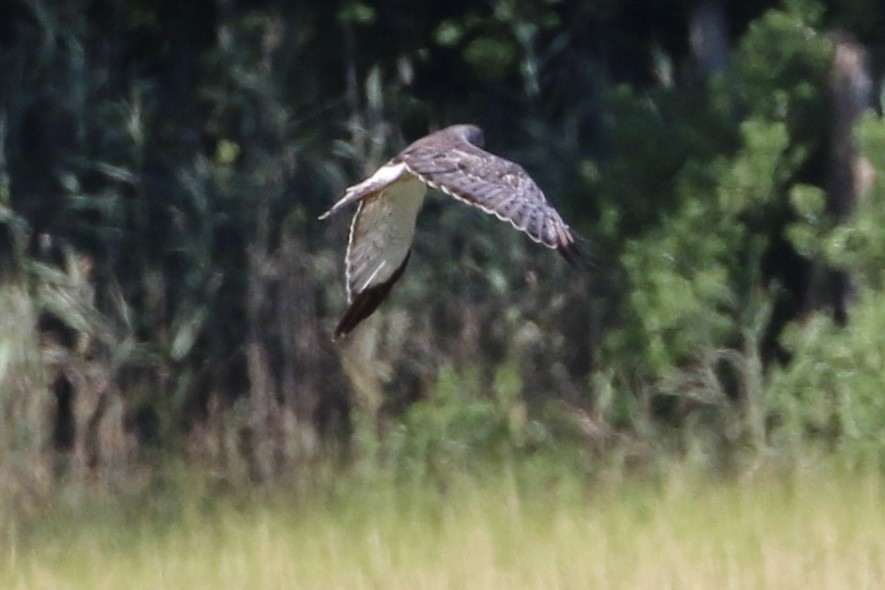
[{"left": 320, "top": 124, "right": 583, "bottom": 337}]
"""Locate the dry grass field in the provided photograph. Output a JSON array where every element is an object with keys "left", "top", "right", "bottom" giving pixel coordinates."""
[{"left": 2, "top": 463, "right": 882, "bottom": 589}]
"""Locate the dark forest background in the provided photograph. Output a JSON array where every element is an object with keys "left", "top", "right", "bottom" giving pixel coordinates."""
[{"left": 1, "top": 0, "right": 884, "bottom": 497}]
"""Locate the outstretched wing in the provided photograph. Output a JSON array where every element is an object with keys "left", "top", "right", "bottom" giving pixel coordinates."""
[
  {"left": 398, "top": 129, "right": 583, "bottom": 265},
  {"left": 321, "top": 124, "right": 586, "bottom": 337},
  {"left": 334, "top": 174, "right": 427, "bottom": 337}
]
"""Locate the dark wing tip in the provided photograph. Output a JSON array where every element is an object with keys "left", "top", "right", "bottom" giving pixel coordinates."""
[
  {"left": 557, "top": 233, "right": 593, "bottom": 271},
  {"left": 333, "top": 251, "right": 412, "bottom": 338}
]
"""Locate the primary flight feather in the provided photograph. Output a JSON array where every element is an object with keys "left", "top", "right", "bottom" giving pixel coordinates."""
[{"left": 320, "top": 124, "right": 583, "bottom": 337}]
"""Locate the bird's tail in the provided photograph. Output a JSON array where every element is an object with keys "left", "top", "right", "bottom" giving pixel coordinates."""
[
  {"left": 318, "top": 187, "right": 367, "bottom": 220},
  {"left": 319, "top": 161, "right": 407, "bottom": 220}
]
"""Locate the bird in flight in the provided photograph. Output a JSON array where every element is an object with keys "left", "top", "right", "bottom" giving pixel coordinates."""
[{"left": 320, "top": 124, "right": 584, "bottom": 337}]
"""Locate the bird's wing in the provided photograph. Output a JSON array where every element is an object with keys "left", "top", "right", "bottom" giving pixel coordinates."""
[
  {"left": 398, "top": 131, "right": 583, "bottom": 265},
  {"left": 335, "top": 174, "right": 426, "bottom": 337}
]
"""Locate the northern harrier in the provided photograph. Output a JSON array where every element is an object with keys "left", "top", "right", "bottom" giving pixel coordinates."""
[{"left": 320, "top": 124, "right": 584, "bottom": 337}]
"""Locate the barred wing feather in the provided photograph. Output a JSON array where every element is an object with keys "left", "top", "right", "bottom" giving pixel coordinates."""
[
  {"left": 321, "top": 124, "right": 586, "bottom": 337},
  {"left": 398, "top": 137, "right": 581, "bottom": 263}
]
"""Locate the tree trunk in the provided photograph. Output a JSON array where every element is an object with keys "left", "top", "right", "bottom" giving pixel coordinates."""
[
  {"left": 822, "top": 32, "right": 875, "bottom": 323},
  {"left": 689, "top": 0, "right": 729, "bottom": 76}
]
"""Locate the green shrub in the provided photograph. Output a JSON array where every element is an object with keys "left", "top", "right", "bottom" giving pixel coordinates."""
[{"left": 771, "top": 292, "right": 885, "bottom": 462}]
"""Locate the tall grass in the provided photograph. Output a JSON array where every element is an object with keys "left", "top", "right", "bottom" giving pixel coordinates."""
[
  {"left": 3, "top": 463, "right": 882, "bottom": 589},
  {"left": 0, "top": 280, "right": 51, "bottom": 513}
]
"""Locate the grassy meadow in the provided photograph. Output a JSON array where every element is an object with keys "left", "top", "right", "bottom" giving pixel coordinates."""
[
  {"left": 3, "top": 3, "right": 885, "bottom": 589},
  {"left": 2, "top": 462, "right": 882, "bottom": 590}
]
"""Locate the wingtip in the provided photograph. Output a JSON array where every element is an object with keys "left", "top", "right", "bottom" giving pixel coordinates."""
[
  {"left": 331, "top": 250, "right": 412, "bottom": 338},
  {"left": 558, "top": 239, "right": 592, "bottom": 271},
  {"left": 332, "top": 317, "right": 353, "bottom": 339}
]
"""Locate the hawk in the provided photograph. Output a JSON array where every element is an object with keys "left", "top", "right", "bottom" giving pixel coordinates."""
[{"left": 320, "top": 124, "right": 584, "bottom": 337}]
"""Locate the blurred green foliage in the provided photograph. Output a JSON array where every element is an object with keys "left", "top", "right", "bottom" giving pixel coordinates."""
[
  {"left": 772, "top": 291, "right": 885, "bottom": 462},
  {"left": 0, "top": 0, "right": 884, "bottom": 486}
]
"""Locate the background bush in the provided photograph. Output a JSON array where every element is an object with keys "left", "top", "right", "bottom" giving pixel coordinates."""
[{"left": 0, "top": 0, "right": 883, "bottom": 489}]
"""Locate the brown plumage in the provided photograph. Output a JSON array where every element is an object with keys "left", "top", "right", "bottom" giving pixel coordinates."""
[{"left": 320, "top": 124, "right": 585, "bottom": 337}]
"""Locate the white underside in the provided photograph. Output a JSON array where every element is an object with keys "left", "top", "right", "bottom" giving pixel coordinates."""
[
  {"left": 363, "top": 160, "right": 410, "bottom": 189},
  {"left": 346, "top": 171, "right": 427, "bottom": 300}
]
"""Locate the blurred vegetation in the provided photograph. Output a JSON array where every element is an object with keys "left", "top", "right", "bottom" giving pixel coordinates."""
[
  {"left": 3, "top": 462, "right": 883, "bottom": 588},
  {"left": 0, "top": 0, "right": 884, "bottom": 506}
]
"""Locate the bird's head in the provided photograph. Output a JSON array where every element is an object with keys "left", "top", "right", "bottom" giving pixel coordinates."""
[{"left": 449, "top": 124, "right": 485, "bottom": 148}]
